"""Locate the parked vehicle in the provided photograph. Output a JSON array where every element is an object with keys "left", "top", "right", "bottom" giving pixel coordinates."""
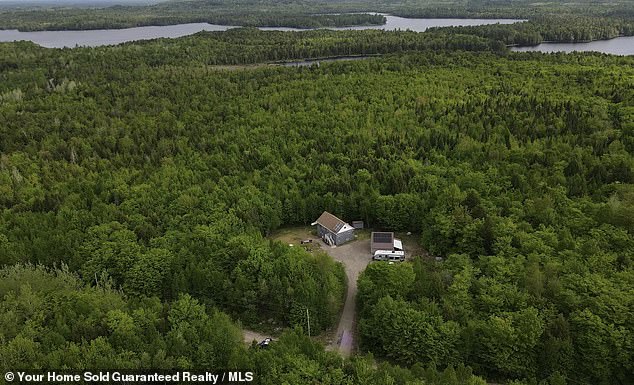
[
  {"left": 373, "top": 250, "right": 405, "bottom": 262},
  {"left": 258, "top": 338, "right": 272, "bottom": 348}
]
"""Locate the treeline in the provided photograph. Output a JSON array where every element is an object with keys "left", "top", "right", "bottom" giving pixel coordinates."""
[
  {"left": 0, "top": 28, "right": 503, "bottom": 69},
  {"left": 0, "top": 0, "right": 385, "bottom": 31},
  {"left": 436, "top": 16, "right": 634, "bottom": 46},
  {"left": 367, "top": 0, "right": 634, "bottom": 20},
  {"left": 0, "top": 264, "right": 490, "bottom": 385},
  {"left": 134, "top": 28, "right": 501, "bottom": 65},
  {"left": 134, "top": 28, "right": 502, "bottom": 64}
]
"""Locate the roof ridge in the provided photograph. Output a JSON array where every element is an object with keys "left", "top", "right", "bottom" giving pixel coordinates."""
[{"left": 312, "top": 211, "right": 348, "bottom": 233}]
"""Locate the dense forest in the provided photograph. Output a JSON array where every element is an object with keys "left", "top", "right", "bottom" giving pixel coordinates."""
[
  {"left": 438, "top": 15, "right": 634, "bottom": 45},
  {"left": 0, "top": 0, "right": 390, "bottom": 31},
  {"left": 0, "top": 6, "right": 385, "bottom": 31},
  {"left": 1, "top": 265, "right": 491, "bottom": 384},
  {"left": 121, "top": 28, "right": 504, "bottom": 65},
  {"left": 1, "top": 23, "right": 633, "bottom": 385},
  {"left": 3, "top": 0, "right": 634, "bottom": 28}
]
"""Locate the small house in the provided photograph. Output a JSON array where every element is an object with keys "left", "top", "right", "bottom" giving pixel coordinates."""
[{"left": 311, "top": 211, "right": 355, "bottom": 246}]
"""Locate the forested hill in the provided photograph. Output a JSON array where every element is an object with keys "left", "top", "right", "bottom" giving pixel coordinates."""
[
  {"left": 0, "top": 0, "right": 387, "bottom": 31},
  {"left": 3, "top": 0, "right": 634, "bottom": 29},
  {"left": 437, "top": 15, "right": 634, "bottom": 46},
  {"left": 1, "top": 28, "right": 634, "bottom": 384}
]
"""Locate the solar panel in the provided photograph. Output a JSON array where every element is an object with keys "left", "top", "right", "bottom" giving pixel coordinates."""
[
  {"left": 334, "top": 223, "right": 344, "bottom": 232},
  {"left": 372, "top": 232, "right": 393, "bottom": 243}
]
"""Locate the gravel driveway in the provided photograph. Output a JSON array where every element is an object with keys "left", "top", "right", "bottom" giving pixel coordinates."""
[{"left": 320, "top": 238, "right": 372, "bottom": 357}]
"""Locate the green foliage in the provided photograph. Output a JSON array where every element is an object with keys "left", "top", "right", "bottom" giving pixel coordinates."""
[
  {"left": 359, "top": 296, "right": 461, "bottom": 366},
  {"left": 440, "top": 16, "right": 634, "bottom": 46},
  {"left": 251, "top": 328, "right": 488, "bottom": 385},
  {"left": 0, "top": 265, "right": 490, "bottom": 384},
  {"left": 1, "top": 27, "right": 634, "bottom": 385},
  {"left": 357, "top": 262, "right": 415, "bottom": 312},
  {"left": 0, "top": 265, "right": 247, "bottom": 370},
  {"left": 0, "top": 1, "right": 386, "bottom": 31}
]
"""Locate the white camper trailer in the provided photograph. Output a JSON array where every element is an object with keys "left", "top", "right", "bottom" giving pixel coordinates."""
[{"left": 373, "top": 250, "right": 405, "bottom": 262}]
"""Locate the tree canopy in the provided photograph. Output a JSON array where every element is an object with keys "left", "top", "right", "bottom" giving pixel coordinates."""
[{"left": 0, "top": 25, "right": 633, "bottom": 385}]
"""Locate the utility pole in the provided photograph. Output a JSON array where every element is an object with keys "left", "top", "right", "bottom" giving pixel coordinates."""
[{"left": 306, "top": 307, "right": 311, "bottom": 337}]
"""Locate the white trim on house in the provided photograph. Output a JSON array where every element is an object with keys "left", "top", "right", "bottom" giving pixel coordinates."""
[{"left": 337, "top": 223, "right": 354, "bottom": 234}]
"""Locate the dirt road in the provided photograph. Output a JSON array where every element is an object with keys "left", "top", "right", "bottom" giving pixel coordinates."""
[
  {"left": 242, "top": 329, "right": 270, "bottom": 345},
  {"left": 320, "top": 238, "right": 372, "bottom": 357}
]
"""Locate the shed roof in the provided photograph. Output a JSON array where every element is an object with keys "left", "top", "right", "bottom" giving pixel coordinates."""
[
  {"left": 312, "top": 211, "right": 350, "bottom": 233},
  {"left": 372, "top": 232, "right": 394, "bottom": 245}
]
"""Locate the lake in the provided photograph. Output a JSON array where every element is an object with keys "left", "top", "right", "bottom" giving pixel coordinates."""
[
  {"left": 0, "top": 15, "right": 520, "bottom": 48},
  {"left": 2, "top": 15, "right": 630, "bottom": 55},
  {"left": 510, "top": 36, "right": 634, "bottom": 56},
  {"left": 0, "top": 23, "right": 236, "bottom": 48}
]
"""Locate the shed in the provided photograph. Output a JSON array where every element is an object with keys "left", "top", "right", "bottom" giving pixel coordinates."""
[
  {"left": 311, "top": 211, "right": 355, "bottom": 246},
  {"left": 371, "top": 232, "right": 394, "bottom": 254}
]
